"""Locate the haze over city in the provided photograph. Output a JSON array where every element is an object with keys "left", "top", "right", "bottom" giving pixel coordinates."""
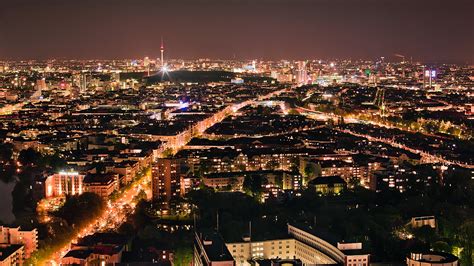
[
  {"left": 1, "top": 0, "right": 473, "bottom": 62},
  {"left": 0, "top": 1, "right": 473, "bottom": 266}
]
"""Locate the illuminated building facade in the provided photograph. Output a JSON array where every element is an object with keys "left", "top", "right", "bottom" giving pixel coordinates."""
[
  {"left": 226, "top": 224, "right": 369, "bottom": 266},
  {"left": 0, "top": 226, "right": 38, "bottom": 259},
  {"left": 152, "top": 158, "right": 182, "bottom": 204},
  {"left": 179, "top": 176, "right": 201, "bottom": 197},
  {"left": 83, "top": 173, "right": 119, "bottom": 198},
  {"left": 61, "top": 233, "right": 129, "bottom": 265},
  {"left": 0, "top": 244, "right": 24, "bottom": 266},
  {"left": 296, "top": 61, "right": 308, "bottom": 85},
  {"left": 307, "top": 175, "right": 347, "bottom": 195},
  {"left": 410, "top": 216, "right": 436, "bottom": 229},
  {"left": 44, "top": 172, "right": 85, "bottom": 198},
  {"left": 406, "top": 252, "right": 458, "bottom": 266}
]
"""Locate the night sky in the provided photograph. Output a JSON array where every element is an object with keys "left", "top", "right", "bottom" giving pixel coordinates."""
[{"left": 1, "top": 0, "right": 473, "bottom": 63}]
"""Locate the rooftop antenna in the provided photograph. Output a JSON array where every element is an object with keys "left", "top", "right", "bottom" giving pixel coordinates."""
[
  {"left": 249, "top": 221, "right": 252, "bottom": 242},
  {"left": 249, "top": 221, "right": 252, "bottom": 259},
  {"left": 216, "top": 210, "right": 219, "bottom": 232},
  {"left": 160, "top": 36, "right": 165, "bottom": 67}
]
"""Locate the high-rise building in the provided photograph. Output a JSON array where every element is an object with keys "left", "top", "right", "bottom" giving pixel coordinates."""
[
  {"left": 296, "top": 61, "right": 308, "bottom": 85},
  {"left": 73, "top": 73, "right": 88, "bottom": 93},
  {"left": 424, "top": 68, "right": 436, "bottom": 88},
  {"left": 152, "top": 158, "right": 182, "bottom": 204}
]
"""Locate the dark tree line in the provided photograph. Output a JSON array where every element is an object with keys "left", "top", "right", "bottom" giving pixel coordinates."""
[{"left": 53, "top": 192, "right": 105, "bottom": 228}]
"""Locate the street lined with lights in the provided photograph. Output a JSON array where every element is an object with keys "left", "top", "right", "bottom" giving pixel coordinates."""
[{"left": 45, "top": 87, "right": 287, "bottom": 265}]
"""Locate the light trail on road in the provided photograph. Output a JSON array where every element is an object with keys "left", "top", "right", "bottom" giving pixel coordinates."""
[
  {"left": 44, "top": 87, "right": 289, "bottom": 265},
  {"left": 297, "top": 105, "right": 474, "bottom": 169}
]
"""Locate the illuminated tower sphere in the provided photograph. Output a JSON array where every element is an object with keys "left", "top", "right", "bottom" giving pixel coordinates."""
[{"left": 160, "top": 37, "right": 165, "bottom": 67}]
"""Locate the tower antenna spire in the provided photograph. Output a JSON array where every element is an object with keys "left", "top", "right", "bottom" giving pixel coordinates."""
[{"left": 160, "top": 36, "right": 165, "bottom": 67}]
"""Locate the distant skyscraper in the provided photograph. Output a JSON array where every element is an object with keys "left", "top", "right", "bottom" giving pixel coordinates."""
[
  {"left": 72, "top": 73, "right": 88, "bottom": 92},
  {"left": 296, "top": 61, "right": 308, "bottom": 85},
  {"left": 32, "top": 78, "right": 47, "bottom": 100},
  {"left": 83, "top": 75, "right": 88, "bottom": 92},
  {"left": 144, "top": 56, "right": 150, "bottom": 76},
  {"left": 424, "top": 68, "right": 436, "bottom": 88},
  {"left": 35, "top": 78, "right": 47, "bottom": 91},
  {"left": 143, "top": 56, "right": 150, "bottom": 67}
]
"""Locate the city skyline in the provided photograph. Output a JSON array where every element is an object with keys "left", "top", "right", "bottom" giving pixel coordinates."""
[
  {"left": 1, "top": 0, "right": 473, "bottom": 63},
  {"left": 0, "top": 1, "right": 473, "bottom": 265}
]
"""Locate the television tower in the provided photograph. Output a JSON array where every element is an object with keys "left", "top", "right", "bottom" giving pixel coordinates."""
[{"left": 160, "top": 37, "right": 165, "bottom": 67}]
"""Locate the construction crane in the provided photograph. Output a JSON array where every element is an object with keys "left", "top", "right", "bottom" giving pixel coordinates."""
[
  {"left": 394, "top": 54, "right": 407, "bottom": 78},
  {"left": 394, "top": 53, "right": 406, "bottom": 63}
]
